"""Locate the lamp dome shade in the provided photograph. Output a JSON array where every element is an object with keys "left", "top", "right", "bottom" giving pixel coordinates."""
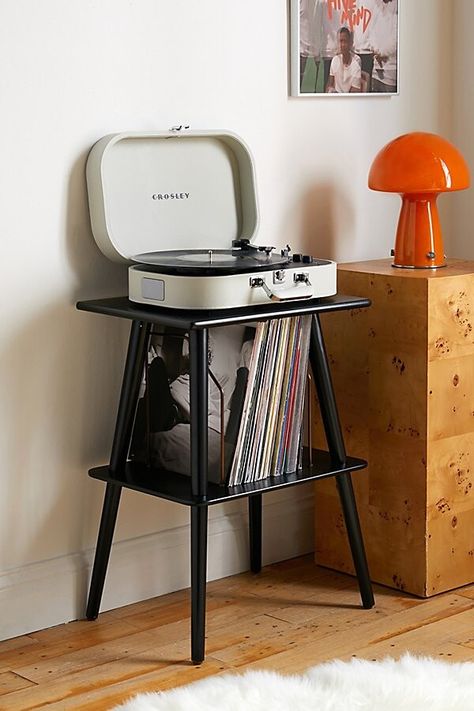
[{"left": 368, "top": 132, "right": 470, "bottom": 194}]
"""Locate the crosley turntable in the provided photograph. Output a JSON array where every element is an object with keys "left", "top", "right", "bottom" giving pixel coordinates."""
[{"left": 86, "top": 129, "right": 336, "bottom": 309}]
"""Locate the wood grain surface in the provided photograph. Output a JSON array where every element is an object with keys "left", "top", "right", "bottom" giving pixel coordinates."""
[
  {"left": 314, "top": 259, "right": 474, "bottom": 596},
  {"left": 0, "top": 556, "right": 473, "bottom": 709}
]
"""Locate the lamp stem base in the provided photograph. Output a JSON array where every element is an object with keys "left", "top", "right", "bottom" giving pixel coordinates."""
[
  {"left": 393, "top": 193, "right": 445, "bottom": 268},
  {"left": 391, "top": 262, "right": 447, "bottom": 270}
]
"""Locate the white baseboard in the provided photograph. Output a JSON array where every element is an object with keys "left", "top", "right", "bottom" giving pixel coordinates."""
[{"left": 0, "top": 488, "right": 314, "bottom": 641}]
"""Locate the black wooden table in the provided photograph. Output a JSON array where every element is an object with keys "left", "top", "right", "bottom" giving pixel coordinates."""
[{"left": 77, "top": 294, "right": 375, "bottom": 663}]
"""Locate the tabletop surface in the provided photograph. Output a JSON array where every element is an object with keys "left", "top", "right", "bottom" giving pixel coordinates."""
[
  {"left": 338, "top": 258, "right": 474, "bottom": 280},
  {"left": 76, "top": 294, "right": 371, "bottom": 329}
]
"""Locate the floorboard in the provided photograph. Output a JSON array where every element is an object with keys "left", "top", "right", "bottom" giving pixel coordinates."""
[{"left": 0, "top": 556, "right": 473, "bottom": 710}]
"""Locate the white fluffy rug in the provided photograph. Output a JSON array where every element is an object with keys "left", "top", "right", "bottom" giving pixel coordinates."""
[{"left": 113, "top": 654, "right": 474, "bottom": 710}]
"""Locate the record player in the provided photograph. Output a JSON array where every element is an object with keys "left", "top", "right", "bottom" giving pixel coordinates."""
[{"left": 86, "top": 129, "right": 336, "bottom": 310}]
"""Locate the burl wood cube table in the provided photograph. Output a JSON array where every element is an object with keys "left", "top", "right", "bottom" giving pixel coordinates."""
[{"left": 313, "top": 259, "right": 474, "bottom": 596}]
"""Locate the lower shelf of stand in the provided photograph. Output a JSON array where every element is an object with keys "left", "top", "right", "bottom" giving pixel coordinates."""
[{"left": 89, "top": 449, "right": 366, "bottom": 506}]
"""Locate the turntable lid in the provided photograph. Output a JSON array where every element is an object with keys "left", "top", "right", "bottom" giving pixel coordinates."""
[{"left": 86, "top": 129, "right": 259, "bottom": 263}]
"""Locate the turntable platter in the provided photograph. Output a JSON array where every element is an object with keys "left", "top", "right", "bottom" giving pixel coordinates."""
[{"left": 131, "top": 249, "right": 291, "bottom": 276}]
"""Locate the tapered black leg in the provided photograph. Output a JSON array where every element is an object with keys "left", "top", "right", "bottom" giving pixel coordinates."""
[
  {"left": 189, "top": 328, "right": 209, "bottom": 662},
  {"left": 309, "top": 314, "right": 374, "bottom": 609},
  {"left": 189, "top": 329, "right": 208, "bottom": 499},
  {"left": 87, "top": 319, "right": 151, "bottom": 620},
  {"left": 336, "top": 473, "right": 374, "bottom": 608},
  {"left": 249, "top": 494, "right": 262, "bottom": 573},
  {"left": 191, "top": 505, "right": 208, "bottom": 664},
  {"left": 309, "top": 315, "right": 346, "bottom": 464},
  {"left": 86, "top": 483, "right": 121, "bottom": 619},
  {"left": 109, "top": 321, "right": 152, "bottom": 473}
]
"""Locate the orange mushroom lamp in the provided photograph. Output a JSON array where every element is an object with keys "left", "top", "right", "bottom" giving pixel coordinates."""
[{"left": 368, "top": 132, "right": 470, "bottom": 268}]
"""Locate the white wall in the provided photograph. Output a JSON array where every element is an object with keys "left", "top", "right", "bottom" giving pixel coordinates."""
[
  {"left": 0, "top": 0, "right": 453, "bottom": 639},
  {"left": 450, "top": 0, "right": 474, "bottom": 258}
]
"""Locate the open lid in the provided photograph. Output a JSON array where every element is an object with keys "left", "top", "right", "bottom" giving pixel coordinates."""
[{"left": 86, "top": 129, "right": 259, "bottom": 263}]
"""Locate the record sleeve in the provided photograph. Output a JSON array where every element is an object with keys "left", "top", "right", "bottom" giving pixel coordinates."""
[{"left": 130, "top": 324, "right": 254, "bottom": 484}]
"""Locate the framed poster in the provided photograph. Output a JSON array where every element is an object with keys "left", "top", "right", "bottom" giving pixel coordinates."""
[{"left": 291, "top": 0, "right": 399, "bottom": 96}]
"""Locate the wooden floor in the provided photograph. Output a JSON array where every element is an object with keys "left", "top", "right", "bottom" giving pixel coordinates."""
[{"left": 1, "top": 555, "right": 474, "bottom": 710}]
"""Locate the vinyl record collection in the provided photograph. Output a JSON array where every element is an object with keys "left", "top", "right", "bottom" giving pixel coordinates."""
[
  {"left": 227, "top": 315, "right": 312, "bottom": 485},
  {"left": 130, "top": 316, "right": 312, "bottom": 486}
]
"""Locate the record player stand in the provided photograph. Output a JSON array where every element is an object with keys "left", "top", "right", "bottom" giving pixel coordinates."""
[{"left": 77, "top": 296, "right": 375, "bottom": 665}]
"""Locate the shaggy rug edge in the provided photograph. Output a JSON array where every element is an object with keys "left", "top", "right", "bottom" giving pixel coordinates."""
[{"left": 112, "top": 653, "right": 474, "bottom": 711}]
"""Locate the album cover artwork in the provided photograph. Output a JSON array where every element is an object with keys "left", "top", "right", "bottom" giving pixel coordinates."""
[{"left": 129, "top": 325, "right": 255, "bottom": 484}]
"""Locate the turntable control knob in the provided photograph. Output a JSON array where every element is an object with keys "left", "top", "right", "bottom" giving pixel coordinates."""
[
  {"left": 292, "top": 253, "right": 302, "bottom": 262},
  {"left": 302, "top": 255, "right": 314, "bottom": 264}
]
